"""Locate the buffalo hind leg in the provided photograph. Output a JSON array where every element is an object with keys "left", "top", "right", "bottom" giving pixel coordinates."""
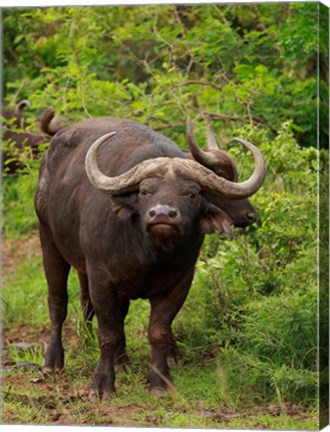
[{"left": 39, "top": 223, "right": 70, "bottom": 374}]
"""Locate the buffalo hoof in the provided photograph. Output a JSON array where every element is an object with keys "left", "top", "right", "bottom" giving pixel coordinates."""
[
  {"left": 42, "top": 351, "right": 64, "bottom": 375},
  {"left": 42, "top": 365, "right": 63, "bottom": 375},
  {"left": 149, "top": 386, "right": 167, "bottom": 397},
  {"left": 43, "top": 343, "right": 64, "bottom": 373},
  {"left": 88, "top": 388, "right": 113, "bottom": 402},
  {"left": 89, "top": 373, "right": 115, "bottom": 401}
]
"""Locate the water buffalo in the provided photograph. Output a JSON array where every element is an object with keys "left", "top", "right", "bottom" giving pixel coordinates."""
[
  {"left": 2, "top": 100, "right": 41, "bottom": 174},
  {"left": 35, "top": 115, "right": 266, "bottom": 400},
  {"left": 2, "top": 102, "right": 66, "bottom": 174}
]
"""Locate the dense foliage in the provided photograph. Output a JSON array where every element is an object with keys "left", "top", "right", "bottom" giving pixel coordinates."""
[
  {"left": 3, "top": 3, "right": 326, "bottom": 147},
  {"left": 2, "top": 2, "right": 326, "bottom": 415},
  {"left": 176, "top": 123, "right": 319, "bottom": 406}
]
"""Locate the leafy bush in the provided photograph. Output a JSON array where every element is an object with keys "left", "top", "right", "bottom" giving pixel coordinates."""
[
  {"left": 174, "top": 123, "right": 318, "bottom": 406},
  {"left": 3, "top": 3, "right": 325, "bottom": 147}
]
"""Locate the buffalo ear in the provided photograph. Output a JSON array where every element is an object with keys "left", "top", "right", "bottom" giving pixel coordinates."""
[
  {"left": 111, "top": 194, "right": 138, "bottom": 221},
  {"left": 199, "top": 203, "right": 233, "bottom": 235}
]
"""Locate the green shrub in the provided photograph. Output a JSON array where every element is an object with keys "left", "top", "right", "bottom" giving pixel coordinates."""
[
  {"left": 3, "top": 3, "right": 324, "bottom": 147},
  {"left": 219, "top": 291, "right": 317, "bottom": 406},
  {"left": 174, "top": 123, "right": 318, "bottom": 406}
]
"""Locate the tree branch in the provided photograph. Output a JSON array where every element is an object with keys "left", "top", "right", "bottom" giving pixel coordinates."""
[
  {"left": 173, "top": 80, "right": 223, "bottom": 92},
  {"left": 203, "top": 111, "right": 266, "bottom": 126}
]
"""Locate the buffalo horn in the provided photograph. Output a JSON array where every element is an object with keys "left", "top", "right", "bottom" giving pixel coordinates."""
[
  {"left": 186, "top": 118, "right": 219, "bottom": 166},
  {"left": 85, "top": 131, "right": 266, "bottom": 199},
  {"left": 205, "top": 115, "right": 219, "bottom": 150},
  {"left": 85, "top": 132, "right": 176, "bottom": 194}
]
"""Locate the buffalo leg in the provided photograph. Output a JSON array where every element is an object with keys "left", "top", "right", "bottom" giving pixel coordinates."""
[
  {"left": 77, "top": 273, "right": 128, "bottom": 366},
  {"left": 166, "top": 329, "right": 182, "bottom": 367},
  {"left": 39, "top": 223, "right": 70, "bottom": 373},
  {"left": 114, "top": 299, "right": 130, "bottom": 368},
  {"left": 88, "top": 275, "right": 124, "bottom": 400},
  {"left": 147, "top": 272, "right": 194, "bottom": 395},
  {"left": 78, "top": 271, "right": 94, "bottom": 335}
]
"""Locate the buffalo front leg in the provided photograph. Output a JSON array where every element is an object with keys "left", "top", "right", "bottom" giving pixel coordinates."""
[
  {"left": 78, "top": 272, "right": 129, "bottom": 369},
  {"left": 147, "top": 272, "right": 193, "bottom": 395},
  {"left": 39, "top": 223, "right": 70, "bottom": 374},
  {"left": 78, "top": 271, "right": 95, "bottom": 335},
  {"left": 165, "top": 328, "right": 182, "bottom": 367},
  {"left": 114, "top": 299, "right": 130, "bottom": 369},
  {"left": 88, "top": 274, "right": 124, "bottom": 401}
]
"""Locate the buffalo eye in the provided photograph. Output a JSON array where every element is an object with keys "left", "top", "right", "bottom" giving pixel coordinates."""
[
  {"left": 182, "top": 190, "right": 200, "bottom": 201},
  {"left": 140, "top": 189, "right": 151, "bottom": 198}
]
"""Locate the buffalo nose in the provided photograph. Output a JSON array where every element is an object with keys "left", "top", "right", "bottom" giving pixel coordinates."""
[
  {"left": 148, "top": 204, "right": 180, "bottom": 221},
  {"left": 246, "top": 211, "right": 257, "bottom": 222}
]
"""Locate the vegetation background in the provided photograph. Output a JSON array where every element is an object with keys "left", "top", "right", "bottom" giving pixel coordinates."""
[{"left": 2, "top": 2, "right": 328, "bottom": 429}]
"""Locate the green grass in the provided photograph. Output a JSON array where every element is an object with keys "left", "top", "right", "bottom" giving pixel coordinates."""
[
  {"left": 2, "top": 174, "right": 39, "bottom": 239},
  {"left": 2, "top": 233, "right": 318, "bottom": 429},
  {"left": 2, "top": 363, "right": 318, "bottom": 429},
  {"left": 3, "top": 256, "right": 49, "bottom": 327},
  {"left": 2, "top": 343, "right": 318, "bottom": 429}
]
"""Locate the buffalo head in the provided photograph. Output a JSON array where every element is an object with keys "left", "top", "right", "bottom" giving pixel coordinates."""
[{"left": 85, "top": 120, "right": 266, "bottom": 252}]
